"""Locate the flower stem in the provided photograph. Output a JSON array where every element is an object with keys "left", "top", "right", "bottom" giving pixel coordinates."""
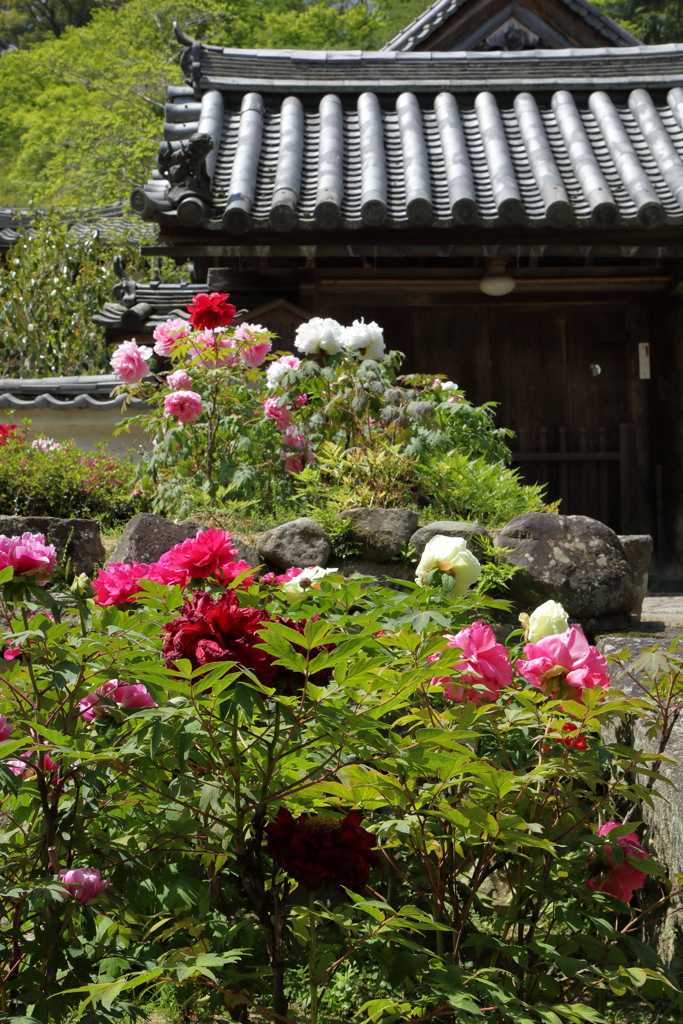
[{"left": 309, "top": 889, "right": 318, "bottom": 1024}]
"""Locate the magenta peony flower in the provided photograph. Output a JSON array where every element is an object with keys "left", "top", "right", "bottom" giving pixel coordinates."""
[
  {"left": 93, "top": 562, "right": 151, "bottom": 605},
  {"left": 153, "top": 318, "right": 191, "bottom": 356},
  {"left": 264, "top": 396, "right": 293, "bottom": 431},
  {"left": 234, "top": 324, "right": 272, "bottom": 367},
  {"left": 430, "top": 621, "right": 512, "bottom": 703},
  {"left": 4, "top": 749, "right": 58, "bottom": 777},
  {"left": 187, "top": 292, "right": 236, "bottom": 330},
  {"left": 587, "top": 822, "right": 648, "bottom": 903},
  {"left": 0, "top": 532, "right": 57, "bottom": 582},
  {"left": 516, "top": 626, "right": 610, "bottom": 700},
  {"left": 59, "top": 867, "right": 110, "bottom": 903},
  {"left": 163, "top": 390, "right": 203, "bottom": 424},
  {"left": 110, "top": 339, "right": 153, "bottom": 384},
  {"left": 79, "top": 679, "right": 156, "bottom": 722},
  {"left": 159, "top": 528, "right": 251, "bottom": 582},
  {"left": 0, "top": 716, "right": 13, "bottom": 741},
  {"left": 166, "top": 368, "right": 193, "bottom": 390}
]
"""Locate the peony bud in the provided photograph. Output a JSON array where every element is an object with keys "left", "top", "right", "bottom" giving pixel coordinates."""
[{"left": 70, "top": 573, "right": 94, "bottom": 600}]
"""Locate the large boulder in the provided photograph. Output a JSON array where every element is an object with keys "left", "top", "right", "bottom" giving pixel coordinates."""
[
  {"left": 257, "top": 517, "right": 331, "bottom": 570},
  {"left": 0, "top": 515, "right": 105, "bottom": 579},
  {"left": 495, "top": 513, "right": 638, "bottom": 624},
  {"left": 109, "top": 513, "right": 201, "bottom": 564},
  {"left": 409, "top": 521, "right": 489, "bottom": 560},
  {"left": 618, "top": 534, "right": 653, "bottom": 620},
  {"left": 110, "top": 513, "right": 263, "bottom": 571},
  {"left": 337, "top": 508, "right": 418, "bottom": 563}
]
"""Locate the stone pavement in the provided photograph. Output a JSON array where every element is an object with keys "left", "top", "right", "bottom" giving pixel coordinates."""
[{"left": 638, "top": 594, "right": 683, "bottom": 638}]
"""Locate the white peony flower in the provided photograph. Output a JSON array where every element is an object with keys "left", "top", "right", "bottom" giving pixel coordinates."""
[
  {"left": 340, "top": 319, "right": 385, "bottom": 361},
  {"left": 519, "top": 600, "right": 569, "bottom": 643},
  {"left": 265, "top": 355, "right": 301, "bottom": 389},
  {"left": 415, "top": 535, "right": 481, "bottom": 594},
  {"left": 294, "top": 318, "right": 342, "bottom": 355},
  {"left": 282, "top": 565, "right": 339, "bottom": 596},
  {"left": 441, "top": 380, "right": 458, "bottom": 391}
]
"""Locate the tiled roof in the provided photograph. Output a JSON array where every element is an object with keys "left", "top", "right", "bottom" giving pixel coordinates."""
[
  {"left": 382, "top": 0, "right": 639, "bottom": 54},
  {"left": 131, "top": 43, "right": 683, "bottom": 233},
  {"left": 0, "top": 204, "right": 148, "bottom": 253},
  {"left": 0, "top": 375, "right": 148, "bottom": 411},
  {"left": 92, "top": 280, "right": 257, "bottom": 331}
]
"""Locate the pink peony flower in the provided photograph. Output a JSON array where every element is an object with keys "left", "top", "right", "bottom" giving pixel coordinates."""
[
  {"left": 0, "top": 532, "right": 57, "bottom": 581},
  {"left": 234, "top": 324, "right": 272, "bottom": 367},
  {"left": 0, "top": 716, "right": 13, "bottom": 741},
  {"left": 110, "top": 339, "right": 153, "bottom": 384},
  {"left": 166, "top": 368, "right": 193, "bottom": 390},
  {"left": 4, "top": 749, "right": 58, "bottom": 777},
  {"left": 430, "top": 621, "right": 512, "bottom": 703},
  {"left": 59, "top": 867, "right": 110, "bottom": 903},
  {"left": 516, "top": 626, "right": 610, "bottom": 700},
  {"left": 153, "top": 318, "right": 191, "bottom": 356},
  {"left": 587, "top": 822, "right": 648, "bottom": 903},
  {"left": 79, "top": 678, "right": 156, "bottom": 723},
  {"left": 3, "top": 645, "right": 22, "bottom": 661},
  {"left": 190, "top": 329, "right": 237, "bottom": 368},
  {"left": 264, "top": 396, "right": 293, "bottom": 431},
  {"left": 159, "top": 528, "right": 250, "bottom": 582},
  {"left": 164, "top": 390, "right": 203, "bottom": 424}
]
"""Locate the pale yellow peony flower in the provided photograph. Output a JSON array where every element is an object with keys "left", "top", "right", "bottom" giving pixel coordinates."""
[
  {"left": 415, "top": 535, "right": 481, "bottom": 594},
  {"left": 519, "top": 599, "right": 569, "bottom": 643}
]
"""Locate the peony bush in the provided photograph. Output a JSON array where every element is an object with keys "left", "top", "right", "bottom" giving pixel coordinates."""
[
  {"left": 0, "top": 528, "right": 682, "bottom": 1024},
  {"left": 113, "top": 293, "right": 550, "bottom": 528}
]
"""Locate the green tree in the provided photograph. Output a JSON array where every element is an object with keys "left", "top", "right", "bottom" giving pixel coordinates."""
[{"left": 590, "top": 0, "right": 683, "bottom": 43}]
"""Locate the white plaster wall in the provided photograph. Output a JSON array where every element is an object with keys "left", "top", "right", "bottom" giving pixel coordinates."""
[{"left": 0, "top": 407, "right": 152, "bottom": 461}]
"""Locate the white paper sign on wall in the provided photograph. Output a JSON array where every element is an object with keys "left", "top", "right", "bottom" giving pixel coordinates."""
[{"left": 638, "top": 342, "right": 651, "bottom": 380}]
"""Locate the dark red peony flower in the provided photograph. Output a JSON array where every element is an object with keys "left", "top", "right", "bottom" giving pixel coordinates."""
[
  {"left": 162, "top": 592, "right": 335, "bottom": 692},
  {"left": 266, "top": 808, "right": 380, "bottom": 893},
  {"left": 187, "top": 292, "right": 237, "bottom": 331},
  {"left": 162, "top": 589, "right": 276, "bottom": 680},
  {"left": 0, "top": 423, "right": 22, "bottom": 446}
]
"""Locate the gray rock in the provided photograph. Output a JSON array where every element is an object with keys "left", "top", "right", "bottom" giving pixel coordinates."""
[
  {"left": 618, "top": 534, "right": 653, "bottom": 620},
  {"left": 599, "top": 636, "right": 683, "bottom": 968},
  {"left": 0, "top": 515, "right": 105, "bottom": 579},
  {"left": 409, "top": 521, "right": 489, "bottom": 560},
  {"left": 257, "top": 517, "right": 331, "bottom": 570},
  {"left": 232, "top": 535, "right": 262, "bottom": 570},
  {"left": 109, "top": 513, "right": 202, "bottom": 565},
  {"left": 495, "top": 513, "right": 638, "bottom": 624},
  {"left": 337, "top": 508, "right": 418, "bottom": 563}
]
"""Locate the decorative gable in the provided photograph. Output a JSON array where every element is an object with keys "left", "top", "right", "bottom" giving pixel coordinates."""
[{"left": 383, "top": 0, "right": 640, "bottom": 53}]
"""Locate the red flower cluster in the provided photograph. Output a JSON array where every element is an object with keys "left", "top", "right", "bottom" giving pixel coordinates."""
[
  {"left": 266, "top": 808, "right": 380, "bottom": 893},
  {"left": 162, "top": 590, "right": 333, "bottom": 691},
  {"left": 0, "top": 424, "right": 21, "bottom": 445},
  {"left": 187, "top": 292, "right": 237, "bottom": 331}
]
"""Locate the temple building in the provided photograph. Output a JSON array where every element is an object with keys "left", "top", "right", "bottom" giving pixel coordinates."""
[{"left": 117, "top": 0, "right": 683, "bottom": 589}]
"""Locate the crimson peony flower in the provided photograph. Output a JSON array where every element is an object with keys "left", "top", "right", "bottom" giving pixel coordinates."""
[
  {"left": 516, "top": 626, "right": 610, "bottom": 700},
  {"left": 187, "top": 292, "right": 237, "bottom": 330},
  {"left": 587, "top": 822, "right": 648, "bottom": 903},
  {"left": 93, "top": 562, "right": 151, "bottom": 605},
  {"left": 430, "top": 621, "right": 512, "bottom": 703},
  {"left": 59, "top": 867, "right": 110, "bottom": 903},
  {"left": 266, "top": 808, "right": 380, "bottom": 893},
  {"left": 0, "top": 423, "right": 21, "bottom": 445},
  {"left": 0, "top": 532, "right": 57, "bottom": 582}
]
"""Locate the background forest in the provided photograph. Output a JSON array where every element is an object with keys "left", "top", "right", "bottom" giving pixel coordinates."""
[{"left": 1, "top": 0, "right": 683, "bottom": 210}]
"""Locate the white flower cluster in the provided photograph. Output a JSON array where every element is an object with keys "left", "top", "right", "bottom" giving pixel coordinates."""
[
  {"left": 294, "top": 317, "right": 385, "bottom": 361},
  {"left": 282, "top": 565, "right": 339, "bottom": 596}
]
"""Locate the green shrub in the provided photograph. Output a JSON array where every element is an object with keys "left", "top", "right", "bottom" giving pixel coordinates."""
[{"left": 0, "top": 426, "right": 149, "bottom": 526}]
